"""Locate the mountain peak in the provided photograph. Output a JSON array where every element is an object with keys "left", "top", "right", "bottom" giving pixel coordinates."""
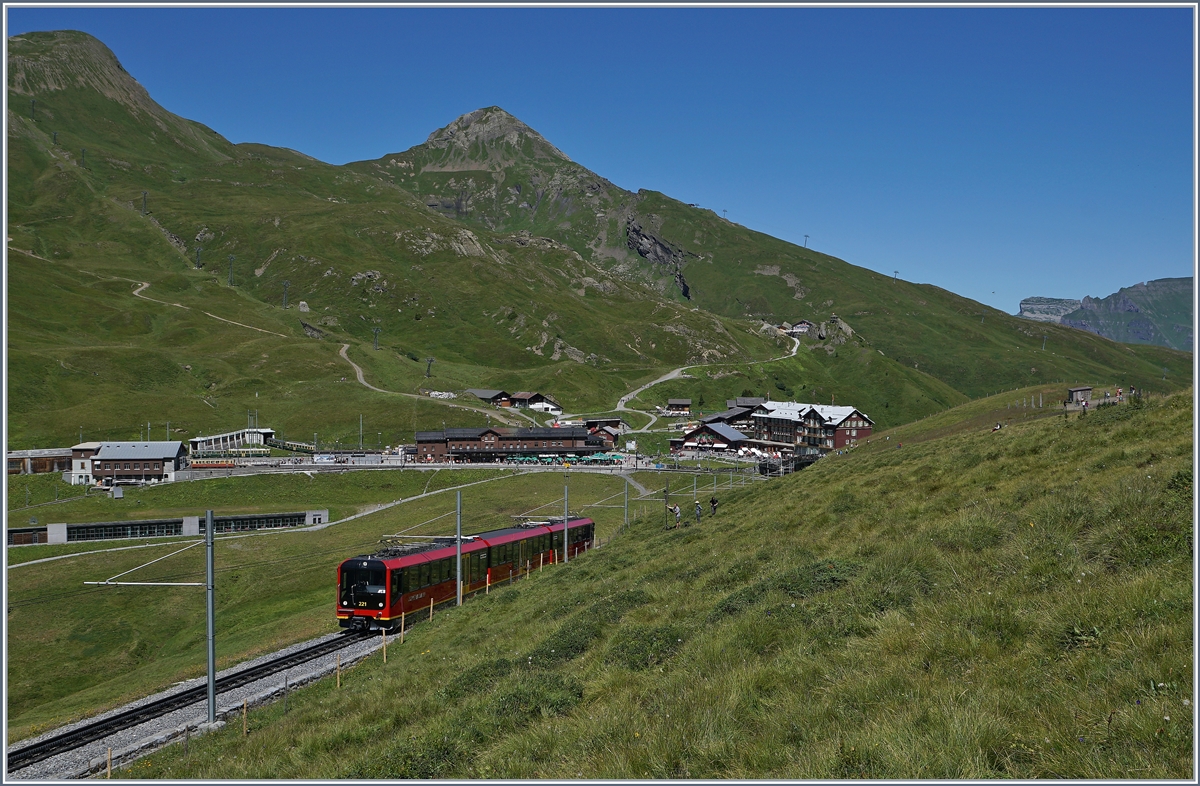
[{"left": 423, "top": 106, "right": 571, "bottom": 165}]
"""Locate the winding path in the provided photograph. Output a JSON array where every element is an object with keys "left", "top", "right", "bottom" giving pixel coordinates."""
[
  {"left": 337, "top": 345, "right": 528, "bottom": 426},
  {"left": 614, "top": 335, "right": 802, "bottom": 433}
]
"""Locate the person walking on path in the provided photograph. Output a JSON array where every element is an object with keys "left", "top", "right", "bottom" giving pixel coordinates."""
[
  {"left": 710, "top": 496, "right": 719, "bottom": 517},
  {"left": 694, "top": 500, "right": 703, "bottom": 525}
]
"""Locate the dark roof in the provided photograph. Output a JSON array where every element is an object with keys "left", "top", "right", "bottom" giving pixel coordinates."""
[
  {"left": 667, "top": 398, "right": 691, "bottom": 406},
  {"left": 517, "top": 427, "right": 588, "bottom": 439},
  {"left": 702, "top": 406, "right": 752, "bottom": 423},
  {"left": 732, "top": 397, "right": 766, "bottom": 407},
  {"left": 445, "top": 428, "right": 489, "bottom": 439},
  {"left": 464, "top": 388, "right": 508, "bottom": 400},
  {"left": 510, "top": 391, "right": 539, "bottom": 401},
  {"left": 415, "top": 431, "right": 446, "bottom": 442},
  {"left": 1067, "top": 386, "right": 1093, "bottom": 392}
]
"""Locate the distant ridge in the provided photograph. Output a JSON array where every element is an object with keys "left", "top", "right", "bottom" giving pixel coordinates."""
[{"left": 1018, "top": 278, "right": 1193, "bottom": 351}]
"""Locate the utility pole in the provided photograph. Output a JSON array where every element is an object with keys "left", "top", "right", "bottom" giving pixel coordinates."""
[
  {"left": 893, "top": 270, "right": 898, "bottom": 284},
  {"left": 563, "top": 485, "right": 569, "bottom": 564},
  {"left": 206, "top": 511, "right": 216, "bottom": 723},
  {"left": 52, "top": 131, "right": 57, "bottom": 145},
  {"left": 624, "top": 477, "right": 629, "bottom": 533},
  {"left": 282, "top": 280, "right": 290, "bottom": 309},
  {"left": 30, "top": 99, "right": 35, "bottom": 120},
  {"left": 372, "top": 327, "right": 381, "bottom": 350},
  {"left": 456, "top": 491, "right": 463, "bottom": 606},
  {"left": 804, "top": 234, "right": 809, "bottom": 248},
  {"left": 80, "top": 148, "right": 86, "bottom": 168},
  {"left": 228, "top": 255, "right": 235, "bottom": 286},
  {"left": 195, "top": 247, "right": 202, "bottom": 269},
  {"left": 425, "top": 357, "right": 435, "bottom": 378},
  {"left": 1042, "top": 335, "right": 1047, "bottom": 351},
  {"left": 142, "top": 191, "right": 148, "bottom": 215},
  {"left": 359, "top": 414, "right": 363, "bottom": 449}
]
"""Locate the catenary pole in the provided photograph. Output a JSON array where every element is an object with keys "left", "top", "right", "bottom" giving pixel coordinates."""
[
  {"left": 205, "top": 510, "right": 216, "bottom": 724},
  {"left": 456, "top": 491, "right": 462, "bottom": 606},
  {"left": 563, "top": 485, "right": 569, "bottom": 564}
]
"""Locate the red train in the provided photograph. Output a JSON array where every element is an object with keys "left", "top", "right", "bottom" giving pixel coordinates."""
[{"left": 337, "top": 517, "right": 595, "bottom": 631}]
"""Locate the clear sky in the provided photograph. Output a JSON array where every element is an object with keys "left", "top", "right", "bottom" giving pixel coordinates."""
[{"left": 6, "top": 5, "right": 1195, "bottom": 314}]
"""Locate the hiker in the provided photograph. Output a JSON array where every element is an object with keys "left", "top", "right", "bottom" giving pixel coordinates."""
[
  {"left": 710, "top": 496, "right": 719, "bottom": 516},
  {"left": 694, "top": 501, "right": 703, "bottom": 525},
  {"left": 666, "top": 504, "right": 681, "bottom": 527}
]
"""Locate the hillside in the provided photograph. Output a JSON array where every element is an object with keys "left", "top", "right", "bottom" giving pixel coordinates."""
[
  {"left": 5, "top": 32, "right": 788, "bottom": 448},
  {"left": 7, "top": 32, "right": 1192, "bottom": 453},
  {"left": 352, "top": 112, "right": 1192, "bottom": 402},
  {"left": 19, "top": 388, "right": 1180, "bottom": 779}
]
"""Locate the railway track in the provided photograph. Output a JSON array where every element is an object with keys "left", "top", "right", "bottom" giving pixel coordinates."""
[{"left": 7, "top": 630, "right": 372, "bottom": 774}]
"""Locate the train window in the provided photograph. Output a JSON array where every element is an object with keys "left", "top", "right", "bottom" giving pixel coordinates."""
[
  {"left": 391, "top": 570, "right": 403, "bottom": 602},
  {"left": 341, "top": 566, "right": 386, "bottom": 608},
  {"left": 418, "top": 562, "right": 431, "bottom": 587},
  {"left": 439, "top": 559, "right": 451, "bottom": 583}
]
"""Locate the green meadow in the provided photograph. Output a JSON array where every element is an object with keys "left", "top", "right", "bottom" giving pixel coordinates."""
[{"left": 11, "top": 389, "right": 1188, "bottom": 777}]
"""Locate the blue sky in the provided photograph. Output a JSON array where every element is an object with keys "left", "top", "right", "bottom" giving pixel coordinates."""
[{"left": 6, "top": 6, "right": 1195, "bottom": 313}]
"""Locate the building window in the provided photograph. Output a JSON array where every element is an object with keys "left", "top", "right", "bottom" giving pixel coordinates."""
[
  {"left": 154, "top": 463, "right": 161, "bottom": 470},
  {"left": 124, "top": 463, "right": 130, "bottom": 470}
]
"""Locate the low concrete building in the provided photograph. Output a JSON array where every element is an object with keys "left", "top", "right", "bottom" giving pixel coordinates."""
[
  {"left": 189, "top": 428, "right": 275, "bottom": 456},
  {"left": 1067, "top": 386, "right": 1093, "bottom": 405}
]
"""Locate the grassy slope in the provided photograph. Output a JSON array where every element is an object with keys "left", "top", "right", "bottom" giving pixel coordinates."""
[
  {"left": 5, "top": 469, "right": 642, "bottom": 741},
  {"left": 628, "top": 190, "right": 1193, "bottom": 399},
  {"left": 45, "top": 389, "right": 1189, "bottom": 778}
]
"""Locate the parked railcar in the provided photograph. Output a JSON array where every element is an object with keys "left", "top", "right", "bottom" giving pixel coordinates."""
[{"left": 336, "top": 517, "right": 595, "bottom": 631}]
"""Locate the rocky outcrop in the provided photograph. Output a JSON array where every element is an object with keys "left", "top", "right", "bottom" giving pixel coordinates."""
[
  {"left": 1017, "top": 297, "right": 1081, "bottom": 323},
  {"left": 626, "top": 217, "right": 691, "bottom": 299}
]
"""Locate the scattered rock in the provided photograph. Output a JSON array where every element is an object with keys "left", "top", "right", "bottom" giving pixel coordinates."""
[{"left": 298, "top": 301, "right": 309, "bottom": 313}]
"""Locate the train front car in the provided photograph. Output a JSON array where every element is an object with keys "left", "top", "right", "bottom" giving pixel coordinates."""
[{"left": 336, "top": 556, "right": 390, "bottom": 630}]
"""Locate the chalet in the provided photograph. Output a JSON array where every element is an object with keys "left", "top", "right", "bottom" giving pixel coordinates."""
[
  {"left": 664, "top": 398, "right": 692, "bottom": 415},
  {"left": 88, "top": 442, "right": 188, "bottom": 486},
  {"left": 584, "top": 417, "right": 628, "bottom": 433},
  {"left": 414, "top": 426, "right": 602, "bottom": 463},
  {"left": 751, "top": 402, "right": 874, "bottom": 455},
  {"left": 780, "top": 320, "right": 813, "bottom": 336},
  {"left": 510, "top": 392, "right": 562, "bottom": 415},
  {"left": 594, "top": 425, "right": 622, "bottom": 448},
  {"left": 464, "top": 389, "right": 511, "bottom": 406},
  {"left": 678, "top": 422, "right": 751, "bottom": 452}
]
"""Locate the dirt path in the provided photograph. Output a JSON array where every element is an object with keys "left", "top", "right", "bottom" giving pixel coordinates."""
[
  {"left": 615, "top": 336, "right": 801, "bottom": 433},
  {"left": 337, "top": 344, "right": 527, "bottom": 426}
]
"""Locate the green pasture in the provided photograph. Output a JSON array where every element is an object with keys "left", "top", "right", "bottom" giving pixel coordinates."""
[
  {"left": 100, "top": 389, "right": 1197, "bottom": 778},
  {"left": 5, "top": 469, "right": 680, "bottom": 742}
]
